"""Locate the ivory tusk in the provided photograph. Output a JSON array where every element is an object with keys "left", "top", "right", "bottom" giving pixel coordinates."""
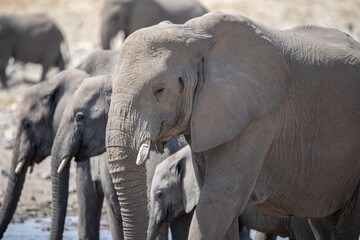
[
  {"left": 136, "top": 140, "right": 151, "bottom": 165},
  {"left": 15, "top": 159, "right": 26, "bottom": 174},
  {"left": 29, "top": 161, "right": 35, "bottom": 174},
  {"left": 57, "top": 156, "right": 71, "bottom": 174}
]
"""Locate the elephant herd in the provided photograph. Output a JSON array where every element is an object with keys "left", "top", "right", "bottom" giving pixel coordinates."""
[{"left": 0, "top": 1, "right": 360, "bottom": 240}]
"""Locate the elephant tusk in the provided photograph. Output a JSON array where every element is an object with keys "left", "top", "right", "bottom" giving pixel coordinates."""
[
  {"left": 15, "top": 159, "right": 26, "bottom": 174},
  {"left": 57, "top": 156, "right": 71, "bottom": 174},
  {"left": 136, "top": 140, "right": 151, "bottom": 165},
  {"left": 29, "top": 161, "right": 35, "bottom": 174}
]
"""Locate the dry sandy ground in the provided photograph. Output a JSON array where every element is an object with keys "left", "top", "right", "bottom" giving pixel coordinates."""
[{"left": 0, "top": 0, "right": 359, "bottom": 233}]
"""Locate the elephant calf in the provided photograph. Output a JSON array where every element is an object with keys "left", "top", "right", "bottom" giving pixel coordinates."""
[
  {"left": 0, "top": 13, "right": 65, "bottom": 87},
  {"left": 148, "top": 145, "right": 316, "bottom": 240}
]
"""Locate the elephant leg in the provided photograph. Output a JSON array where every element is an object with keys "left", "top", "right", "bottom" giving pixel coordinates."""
[
  {"left": 40, "top": 64, "right": 49, "bottom": 81},
  {"left": 188, "top": 130, "right": 268, "bottom": 240},
  {"left": 332, "top": 188, "right": 360, "bottom": 240},
  {"left": 238, "top": 225, "right": 251, "bottom": 240},
  {"left": 55, "top": 53, "right": 65, "bottom": 71},
  {"left": 309, "top": 218, "right": 333, "bottom": 240},
  {"left": 170, "top": 210, "right": 194, "bottom": 240},
  {"left": 100, "top": 158, "right": 124, "bottom": 240},
  {"left": 76, "top": 161, "right": 103, "bottom": 240},
  {"left": 0, "top": 68, "right": 7, "bottom": 88}
]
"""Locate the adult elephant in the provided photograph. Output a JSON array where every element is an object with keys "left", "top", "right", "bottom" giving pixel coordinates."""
[
  {"left": 106, "top": 12, "right": 360, "bottom": 239},
  {"left": 0, "top": 68, "right": 89, "bottom": 238},
  {"left": 100, "top": 0, "right": 207, "bottom": 49},
  {"left": 49, "top": 51, "right": 119, "bottom": 239},
  {"left": 0, "top": 50, "right": 119, "bottom": 239},
  {"left": 0, "top": 13, "right": 65, "bottom": 87},
  {"left": 52, "top": 74, "right": 186, "bottom": 239}
]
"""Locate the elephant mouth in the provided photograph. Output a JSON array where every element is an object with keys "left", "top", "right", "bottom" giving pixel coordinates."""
[{"left": 164, "top": 205, "right": 175, "bottom": 223}]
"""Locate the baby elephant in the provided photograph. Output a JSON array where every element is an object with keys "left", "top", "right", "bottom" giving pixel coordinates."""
[
  {"left": 148, "top": 145, "right": 198, "bottom": 240},
  {"left": 0, "top": 13, "right": 65, "bottom": 87},
  {"left": 149, "top": 145, "right": 316, "bottom": 240}
]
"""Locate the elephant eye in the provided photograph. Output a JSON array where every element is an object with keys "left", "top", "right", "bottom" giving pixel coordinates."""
[
  {"left": 153, "top": 84, "right": 165, "bottom": 99},
  {"left": 178, "top": 77, "right": 184, "bottom": 94},
  {"left": 155, "top": 190, "right": 162, "bottom": 200},
  {"left": 75, "top": 112, "right": 85, "bottom": 124},
  {"left": 22, "top": 119, "right": 32, "bottom": 131}
]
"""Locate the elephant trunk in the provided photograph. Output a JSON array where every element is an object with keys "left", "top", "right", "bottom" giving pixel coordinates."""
[
  {"left": 107, "top": 144, "right": 148, "bottom": 239},
  {"left": 147, "top": 212, "right": 160, "bottom": 240},
  {"left": 106, "top": 104, "right": 148, "bottom": 240},
  {"left": 0, "top": 143, "right": 30, "bottom": 238},
  {"left": 49, "top": 141, "right": 71, "bottom": 240}
]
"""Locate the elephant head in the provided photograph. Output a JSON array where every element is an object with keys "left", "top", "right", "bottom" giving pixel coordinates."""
[
  {"left": 75, "top": 50, "right": 120, "bottom": 76},
  {"left": 148, "top": 145, "right": 198, "bottom": 240},
  {"left": 106, "top": 12, "right": 290, "bottom": 239},
  {"left": 101, "top": 0, "right": 131, "bottom": 49},
  {"left": 0, "top": 69, "right": 88, "bottom": 237},
  {"left": 53, "top": 75, "right": 112, "bottom": 172}
]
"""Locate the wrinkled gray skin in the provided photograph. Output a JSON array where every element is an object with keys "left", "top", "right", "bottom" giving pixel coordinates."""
[
  {"left": 76, "top": 153, "right": 123, "bottom": 240},
  {"left": 50, "top": 50, "right": 119, "bottom": 239},
  {"left": 0, "top": 13, "right": 65, "bottom": 88},
  {"left": 106, "top": 12, "right": 360, "bottom": 240},
  {"left": 148, "top": 145, "right": 198, "bottom": 240},
  {"left": 148, "top": 145, "right": 315, "bottom": 240},
  {"left": 52, "top": 73, "right": 187, "bottom": 239},
  {"left": 0, "top": 68, "right": 89, "bottom": 238},
  {"left": 100, "top": 0, "right": 207, "bottom": 49},
  {"left": 0, "top": 49, "right": 119, "bottom": 239},
  {"left": 50, "top": 76, "right": 123, "bottom": 240}
]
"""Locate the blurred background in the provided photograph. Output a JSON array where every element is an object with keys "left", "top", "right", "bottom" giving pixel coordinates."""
[{"left": 0, "top": 0, "right": 358, "bottom": 238}]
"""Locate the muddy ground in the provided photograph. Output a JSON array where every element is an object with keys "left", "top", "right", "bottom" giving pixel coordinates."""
[{"left": 0, "top": 0, "right": 359, "bottom": 235}]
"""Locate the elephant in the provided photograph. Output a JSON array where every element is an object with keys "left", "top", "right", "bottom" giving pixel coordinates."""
[
  {"left": 100, "top": 0, "right": 207, "bottom": 49},
  {"left": 0, "top": 68, "right": 89, "bottom": 238},
  {"left": 0, "top": 13, "right": 65, "bottom": 88},
  {"left": 105, "top": 11, "right": 360, "bottom": 240},
  {"left": 148, "top": 145, "right": 315, "bottom": 240},
  {"left": 0, "top": 50, "right": 119, "bottom": 239},
  {"left": 49, "top": 51, "right": 120, "bottom": 239},
  {"left": 50, "top": 75, "right": 122, "bottom": 240},
  {"left": 51, "top": 72, "right": 187, "bottom": 239}
]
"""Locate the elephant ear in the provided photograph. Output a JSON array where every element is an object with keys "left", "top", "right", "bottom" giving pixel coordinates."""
[
  {"left": 189, "top": 12, "right": 291, "bottom": 152},
  {"left": 40, "top": 80, "right": 61, "bottom": 116},
  {"left": 177, "top": 146, "right": 199, "bottom": 213}
]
